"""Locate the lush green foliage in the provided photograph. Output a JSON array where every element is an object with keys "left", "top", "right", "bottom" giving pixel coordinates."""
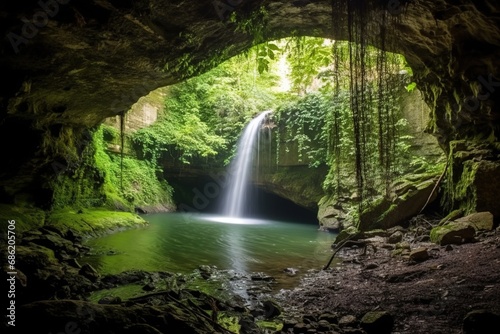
[
  {"left": 275, "top": 93, "right": 330, "bottom": 167},
  {"left": 134, "top": 47, "right": 285, "bottom": 166},
  {"left": 94, "top": 126, "right": 174, "bottom": 208}
]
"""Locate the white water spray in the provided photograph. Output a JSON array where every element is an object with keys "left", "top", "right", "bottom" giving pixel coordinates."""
[{"left": 223, "top": 110, "right": 271, "bottom": 217}]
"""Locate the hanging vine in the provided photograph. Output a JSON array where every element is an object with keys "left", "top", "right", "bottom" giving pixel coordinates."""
[{"left": 330, "top": 0, "right": 407, "bottom": 220}]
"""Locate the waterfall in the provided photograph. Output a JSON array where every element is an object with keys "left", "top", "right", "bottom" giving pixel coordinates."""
[{"left": 223, "top": 110, "right": 272, "bottom": 217}]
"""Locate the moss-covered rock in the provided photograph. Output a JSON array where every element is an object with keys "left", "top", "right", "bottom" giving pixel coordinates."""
[
  {"left": 430, "top": 222, "right": 475, "bottom": 245},
  {"left": 333, "top": 226, "right": 360, "bottom": 245},
  {"left": 359, "top": 174, "right": 438, "bottom": 231},
  {"left": 455, "top": 212, "right": 494, "bottom": 231},
  {"left": 443, "top": 141, "right": 500, "bottom": 218},
  {"left": 361, "top": 311, "right": 394, "bottom": 334},
  {"left": 0, "top": 204, "right": 45, "bottom": 234},
  {"left": 257, "top": 166, "right": 327, "bottom": 211},
  {"left": 46, "top": 208, "right": 148, "bottom": 238}
]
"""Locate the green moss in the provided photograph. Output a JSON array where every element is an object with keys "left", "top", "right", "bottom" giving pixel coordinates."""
[
  {"left": 256, "top": 320, "right": 283, "bottom": 332},
  {"left": 442, "top": 141, "right": 480, "bottom": 215},
  {"left": 94, "top": 126, "right": 175, "bottom": 209},
  {"left": 48, "top": 125, "right": 175, "bottom": 213},
  {"left": 439, "top": 209, "right": 463, "bottom": 226},
  {"left": 46, "top": 208, "right": 147, "bottom": 237},
  {"left": 217, "top": 313, "right": 241, "bottom": 333},
  {"left": 358, "top": 197, "right": 391, "bottom": 231},
  {"left": 0, "top": 204, "right": 45, "bottom": 234}
]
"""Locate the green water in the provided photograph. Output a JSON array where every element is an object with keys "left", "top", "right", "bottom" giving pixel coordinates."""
[{"left": 82, "top": 213, "right": 336, "bottom": 288}]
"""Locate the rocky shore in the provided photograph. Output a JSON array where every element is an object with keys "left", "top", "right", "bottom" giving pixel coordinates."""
[
  {"left": 3, "top": 213, "right": 500, "bottom": 334},
  {"left": 274, "top": 214, "right": 500, "bottom": 334}
]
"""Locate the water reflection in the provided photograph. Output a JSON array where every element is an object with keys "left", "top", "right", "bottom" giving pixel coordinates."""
[{"left": 81, "top": 213, "right": 336, "bottom": 288}]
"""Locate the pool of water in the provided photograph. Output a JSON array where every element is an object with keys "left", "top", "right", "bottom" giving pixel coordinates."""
[{"left": 81, "top": 213, "right": 336, "bottom": 288}]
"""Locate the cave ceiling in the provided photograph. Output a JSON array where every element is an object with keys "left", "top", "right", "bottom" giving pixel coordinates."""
[{"left": 0, "top": 0, "right": 499, "bottom": 139}]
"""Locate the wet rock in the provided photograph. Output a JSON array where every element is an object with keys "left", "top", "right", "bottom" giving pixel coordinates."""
[
  {"left": 430, "top": 222, "right": 476, "bottom": 245},
  {"left": 409, "top": 247, "right": 430, "bottom": 262},
  {"left": 239, "top": 315, "right": 261, "bottom": 334},
  {"left": 293, "top": 322, "right": 309, "bottom": 333},
  {"left": 284, "top": 267, "right": 299, "bottom": 276},
  {"left": 456, "top": 212, "right": 494, "bottom": 231},
  {"left": 282, "top": 318, "right": 299, "bottom": 331},
  {"left": 199, "top": 265, "right": 217, "bottom": 279},
  {"left": 360, "top": 311, "right": 394, "bottom": 334},
  {"left": 303, "top": 314, "right": 317, "bottom": 323},
  {"left": 263, "top": 300, "right": 281, "bottom": 319},
  {"left": 338, "top": 315, "right": 357, "bottom": 327},
  {"left": 79, "top": 263, "right": 100, "bottom": 282},
  {"left": 319, "top": 313, "right": 338, "bottom": 324},
  {"left": 463, "top": 309, "right": 500, "bottom": 334},
  {"left": 317, "top": 319, "right": 332, "bottom": 331},
  {"left": 387, "top": 231, "right": 403, "bottom": 244},
  {"left": 250, "top": 272, "right": 274, "bottom": 281},
  {"left": 318, "top": 204, "right": 344, "bottom": 231}
]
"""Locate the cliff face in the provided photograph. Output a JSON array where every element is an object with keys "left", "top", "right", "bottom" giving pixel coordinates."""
[{"left": 1, "top": 0, "right": 499, "bottom": 217}]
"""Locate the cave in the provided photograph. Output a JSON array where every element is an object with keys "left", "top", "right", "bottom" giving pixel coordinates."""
[{"left": 1, "top": 1, "right": 500, "bottom": 333}]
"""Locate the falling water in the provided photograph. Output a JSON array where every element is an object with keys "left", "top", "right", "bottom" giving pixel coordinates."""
[{"left": 223, "top": 110, "right": 272, "bottom": 217}]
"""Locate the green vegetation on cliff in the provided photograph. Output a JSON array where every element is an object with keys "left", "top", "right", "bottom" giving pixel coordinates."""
[{"left": 47, "top": 125, "right": 175, "bottom": 214}]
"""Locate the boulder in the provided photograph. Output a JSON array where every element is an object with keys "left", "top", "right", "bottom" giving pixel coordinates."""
[
  {"left": 319, "top": 313, "right": 338, "bottom": 324},
  {"left": 318, "top": 202, "right": 345, "bottom": 231},
  {"left": 409, "top": 247, "right": 430, "bottom": 262},
  {"left": 388, "top": 231, "right": 404, "bottom": 244},
  {"left": 333, "top": 226, "right": 360, "bottom": 245},
  {"left": 339, "top": 315, "right": 357, "bottom": 327},
  {"left": 455, "top": 212, "right": 494, "bottom": 231},
  {"left": 360, "top": 311, "right": 394, "bottom": 334},
  {"left": 359, "top": 176, "right": 438, "bottom": 230},
  {"left": 262, "top": 300, "right": 281, "bottom": 319},
  {"left": 430, "top": 222, "right": 476, "bottom": 245},
  {"left": 463, "top": 310, "right": 500, "bottom": 334}
]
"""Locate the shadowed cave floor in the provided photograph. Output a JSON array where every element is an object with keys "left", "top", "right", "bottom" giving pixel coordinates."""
[{"left": 274, "top": 219, "right": 500, "bottom": 334}]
